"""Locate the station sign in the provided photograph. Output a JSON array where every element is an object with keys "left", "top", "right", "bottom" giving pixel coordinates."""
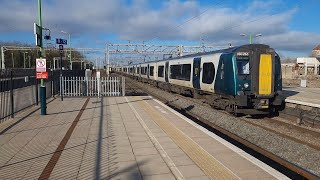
[
  {"left": 56, "top": 38, "right": 67, "bottom": 45},
  {"left": 36, "top": 58, "right": 46, "bottom": 72},
  {"left": 36, "top": 72, "right": 48, "bottom": 79}
]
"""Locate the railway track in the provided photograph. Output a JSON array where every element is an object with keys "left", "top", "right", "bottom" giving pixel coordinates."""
[{"left": 120, "top": 74, "right": 320, "bottom": 180}]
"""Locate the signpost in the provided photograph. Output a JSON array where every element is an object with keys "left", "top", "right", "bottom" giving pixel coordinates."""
[
  {"left": 36, "top": 58, "right": 46, "bottom": 72},
  {"left": 58, "top": 44, "right": 64, "bottom": 101},
  {"left": 36, "top": 0, "right": 46, "bottom": 115}
]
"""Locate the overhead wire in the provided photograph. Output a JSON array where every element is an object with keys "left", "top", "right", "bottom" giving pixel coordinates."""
[{"left": 144, "top": 0, "right": 226, "bottom": 44}]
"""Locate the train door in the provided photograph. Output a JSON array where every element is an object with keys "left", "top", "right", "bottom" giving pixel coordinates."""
[
  {"left": 215, "top": 54, "right": 236, "bottom": 95},
  {"left": 193, "top": 58, "right": 201, "bottom": 89},
  {"left": 165, "top": 62, "right": 169, "bottom": 82}
]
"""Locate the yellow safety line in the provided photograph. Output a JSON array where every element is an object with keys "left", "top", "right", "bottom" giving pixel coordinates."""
[{"left": 134, "top": 97, "right": 240, "bottom": 180}]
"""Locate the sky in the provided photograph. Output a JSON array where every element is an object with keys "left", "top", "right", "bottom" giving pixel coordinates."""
[{"left": 0, "top": 0, "right": 319, "bottom": 58}]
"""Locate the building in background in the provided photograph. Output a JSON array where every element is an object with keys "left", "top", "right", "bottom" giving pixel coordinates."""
[{"left": 312, "top": 44, "right": 320, "bottom": 58}]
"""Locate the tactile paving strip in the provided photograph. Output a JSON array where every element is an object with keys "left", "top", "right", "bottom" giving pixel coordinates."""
[{"left": 135, "top": 97, "right": 240, "bottom": 180}]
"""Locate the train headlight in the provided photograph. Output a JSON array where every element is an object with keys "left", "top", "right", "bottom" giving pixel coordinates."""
[{"left": 244, "top": 83, "right": 249, "bottom": 88}]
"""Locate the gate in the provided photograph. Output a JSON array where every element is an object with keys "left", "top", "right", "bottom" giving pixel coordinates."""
[{"left": 60, "top": 76, "right": 125, "bottom": 97}]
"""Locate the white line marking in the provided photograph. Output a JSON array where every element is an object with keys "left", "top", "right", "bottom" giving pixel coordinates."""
[
  {"left": 285, "top": 99, "right": 320, "bottom": 108},
  {"left": 155, "top": 105, "right": 168, "bottom": 114},
  {"left": 125, "top": 97, "right": 184, "bottom": 180},
  {"left": 152, "top": 97, "right": 290, "bottom": 180}
]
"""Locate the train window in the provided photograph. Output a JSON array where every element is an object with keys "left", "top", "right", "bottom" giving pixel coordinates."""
[
  {"left": 170, "top": 64, "right": 191, "bottom": 81},
  {"left": 237, "top": 59, "right": 250, "bottom": 75},
  {"left": 158, "top": 66, "right": 164, "bottom": 77},
  {"left": 150, "top": 66, "right": 154, "bottom": 76},
  {"left": 141, "top": 67, "right": 148, "bottom": 75},
  {"left": 202, "top": 63, "right": 215, "bottom": 84}
]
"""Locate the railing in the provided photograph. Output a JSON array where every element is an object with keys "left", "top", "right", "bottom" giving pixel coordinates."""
[
  {"left": 60, "top": 76, "right": 125, "bottom": 97},
  {"left": 0, "top": 69, "right": 60, "bottom": 122}
]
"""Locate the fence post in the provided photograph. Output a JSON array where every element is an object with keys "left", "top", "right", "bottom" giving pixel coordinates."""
[
  {"left": 97, "top": 77, "right": 100, "bottom": 97},
  {"left": 60, "top": 75, "right": 64, "bottom": 101},
  {"left": 10, "top": 70, "right": 14, "bottom": 118},
  {"left": 122, "top": 77, "right": 125, "bottom": 96}
]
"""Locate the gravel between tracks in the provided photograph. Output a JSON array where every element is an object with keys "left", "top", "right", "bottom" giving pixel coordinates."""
[{"left": 126, "top": 77, "right": 320, "bottom": 177}]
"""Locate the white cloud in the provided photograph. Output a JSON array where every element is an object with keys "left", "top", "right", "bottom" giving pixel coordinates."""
[{"left": 0, "top": 0, "right": 319, "bottom": 55}]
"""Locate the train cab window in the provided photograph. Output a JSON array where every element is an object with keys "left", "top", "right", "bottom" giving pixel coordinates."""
[
  {"left": 202, "top": 62, "right": 215, "bottom": 84},
  {"left": 170, "top": 64, "right": 191, "bottom": 81},
  {"left": 149, "top": 66, "right": 154, "bottom": 76},
  {"left": 236, "top": 59, "right": 250, "bottom": 75},
  {"left": 158, "top": 66, "right": 164, "bottom": 77}
]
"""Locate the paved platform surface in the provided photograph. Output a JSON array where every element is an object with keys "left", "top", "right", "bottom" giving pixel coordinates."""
[
  {"left": 0, "top": 96, "right": 289, "bottom": 179},
  {"left": 283, "top": 87, "right": 320, "bottom": 107}
]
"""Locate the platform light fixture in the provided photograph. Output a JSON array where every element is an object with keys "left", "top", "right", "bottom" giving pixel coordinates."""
[
  {"left": 61, "top": 30, "right": 72, "bottom": 70},
  {"left": 240, "top": 33, "right": 262, "bottom": 44}
]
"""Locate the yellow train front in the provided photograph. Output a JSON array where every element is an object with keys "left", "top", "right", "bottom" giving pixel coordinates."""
[{"left": 214, "top": 44, "right": 284, "bottom": 115}]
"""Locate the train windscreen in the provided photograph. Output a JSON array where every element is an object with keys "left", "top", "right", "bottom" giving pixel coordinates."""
[{"left": 236, "top": 59, "right": 250, "bottom": 75}]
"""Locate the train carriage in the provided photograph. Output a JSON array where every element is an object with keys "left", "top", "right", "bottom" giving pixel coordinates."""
[{"left": 117, "top": 44, "right": 284, "bottom": 116}]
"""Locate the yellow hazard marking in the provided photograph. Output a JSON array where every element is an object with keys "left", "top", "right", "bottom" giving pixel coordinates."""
[
  {"left": 259, "top": 54, "right": 272, "bottom": 95},
  {"left": 135, "top": 97, "right": 240, "bottom": 180}
]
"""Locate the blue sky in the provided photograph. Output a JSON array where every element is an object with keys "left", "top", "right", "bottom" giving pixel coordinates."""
[{"left": 0, "top": 0, "right": 319, "bottom": 58}]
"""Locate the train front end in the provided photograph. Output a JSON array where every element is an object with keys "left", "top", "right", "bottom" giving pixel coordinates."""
[{"left": 233, "top": 44, "right": 284, "bottom": 115}]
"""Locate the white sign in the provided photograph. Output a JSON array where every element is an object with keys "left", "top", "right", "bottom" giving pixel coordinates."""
[{"left": 36, "top": 58, "right": 46, "bottom": 72}]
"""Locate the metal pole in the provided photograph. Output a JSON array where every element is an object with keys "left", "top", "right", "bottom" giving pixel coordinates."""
[
  {"left": 60, "top": 52, "right": 63, "bottom": 101},
  {"left": 69, "top": 33, "right": 72, "bottom": 70},
  {"left": 1, "top": 46, "right": 4, "bottom": 69},
  {"left": 38, "top": 0, "right": 46, "bottom": 115},
  {"left": 10, "top": 70, "right": 14, "bottom": 118},
  {"left": 249, "top": 34, "right": 252, "bottom": 44},
  {"left": 107, "top": 44, "right": 110, "bottom": 75}
]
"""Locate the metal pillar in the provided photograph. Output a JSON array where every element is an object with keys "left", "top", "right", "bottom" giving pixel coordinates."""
[
  {"left": 1, "top": 46, "right": 4, "bottom": 69},
  {"left": 107, "top": 44, "right": 110, "bottom": 75},
  {"left": 38, "top": 0, "right": 46, "bottom": 115}
]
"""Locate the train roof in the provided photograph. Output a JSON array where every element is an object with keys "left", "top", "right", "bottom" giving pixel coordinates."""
[{"left": 125, "top": 44, "right": 272, "bottom": 66}]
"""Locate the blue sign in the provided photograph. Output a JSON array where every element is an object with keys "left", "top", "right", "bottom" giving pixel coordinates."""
[{"left": 56, "top": 38, "right": 67, "bottom": 45}]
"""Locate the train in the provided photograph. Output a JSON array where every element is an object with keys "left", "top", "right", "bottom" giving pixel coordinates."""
[{"left": 114, "top": 44, "right": 285, "bottom": 116}]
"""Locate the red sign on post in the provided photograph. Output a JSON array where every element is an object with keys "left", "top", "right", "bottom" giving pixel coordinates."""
[{"left": 36, "top": 72, "right": 48, "bottom": 79}]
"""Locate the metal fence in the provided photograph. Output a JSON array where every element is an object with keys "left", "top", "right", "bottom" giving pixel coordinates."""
[
  {"left": 0, "top": 69, "right": 87, "bottom": 122},
  {"left": 0, "top": 69, "right": 60, "bottom": 122},
  {"left": 60, "top": 76, "right": 125, "bottom": 97}
]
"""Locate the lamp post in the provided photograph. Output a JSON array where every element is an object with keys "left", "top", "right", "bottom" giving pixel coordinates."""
[
  {"left": 240, "top": 33, "right": 262, "bottom": 44},
  {"left": 61, "top": 30, "right": 72, "bottom": 70},
  {"left": 38, "top": 0, "right": 46, "bottom": 115},
  {"left": 23, "top": 52, "right": 28, "bottom": 68},
  {"left": 105, "top": 43, "right": 110, "bottom": 75}
]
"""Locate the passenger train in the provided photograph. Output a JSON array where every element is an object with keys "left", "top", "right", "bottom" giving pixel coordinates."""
[{"left": 115, "top": 44, "right": 285, "bottom": 116}]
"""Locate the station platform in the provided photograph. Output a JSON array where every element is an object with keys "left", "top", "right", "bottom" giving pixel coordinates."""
[
  {"left": 0, "top": 96, "right": 289, "bottom": 179},
  {"left": 283, "top": 87, "right": 320, "bottom": 108}
]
